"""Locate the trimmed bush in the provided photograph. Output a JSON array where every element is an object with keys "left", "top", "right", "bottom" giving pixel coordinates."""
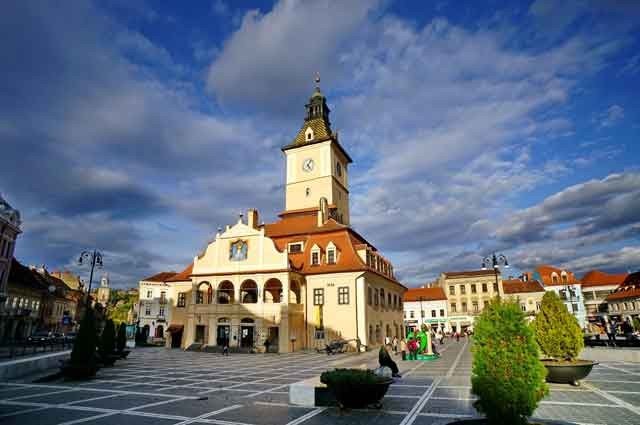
[
  {"left": 321, "top": 368, "right": 388, "bottom": 386},
  {"left": 116, "top": 323, "right": 127, "bottom": 353},
  {"left": 532, "top": 291, "right": 583, "bottom": 361},
  {"left": 472, "top": 299, "right": 548, "bottom": 425},
  {"left": 70, "top": 306, "right": 98, "bottom": 366},
  {"left": 100, "top": 319, "right": 116, "bottom": 356},
  {"left": 633, "top": 318, "right": 640, "bottom": 333}
]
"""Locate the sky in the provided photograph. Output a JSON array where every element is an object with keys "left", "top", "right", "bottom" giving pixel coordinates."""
[{"left": 1, "top": 0, "right": 639, "bottom": 288}]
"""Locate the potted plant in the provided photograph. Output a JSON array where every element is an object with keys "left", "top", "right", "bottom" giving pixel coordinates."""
[
  {"left": 116, "top": 322, "right": 131, "bottom": 358},
  {"left": 99, "top": 319, "right": 119, "bottom": 366},
  {"left": 320, "top": 368, "right": 392, "bottom": 409},
  {"left": 61, "top": 307, "right": 100, "bottom": 379},
  {"left": 456, "top": 299, "right": 548, "bottom": 425},
  {"left": 532, "top": 291, "right": 597, "bottom": 386}
]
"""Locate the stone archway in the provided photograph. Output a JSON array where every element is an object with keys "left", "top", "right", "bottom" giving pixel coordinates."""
[
  {"left": 289, "top": 280, "right": 301, "bottom": 304},
  {"left": 217, "top": 281, "right": 234, "bottom": 304},
  {"left": 197, "top": 282, "right": 213, "bottom": 304},
  {"left": 264, "top": 279, "right": 283, "bottom": 303},
  {"left": 240, "top": 280, "right": 258, "bottom": 304}
]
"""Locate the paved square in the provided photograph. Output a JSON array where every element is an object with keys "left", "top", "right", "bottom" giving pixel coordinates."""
[{"left": 1, "top": 342, "right": 639, "bottom": 425}]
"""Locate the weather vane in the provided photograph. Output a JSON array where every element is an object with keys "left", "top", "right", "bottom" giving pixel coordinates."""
[{"left": 314, "top": 72, "right": 320, "bottom": 88}]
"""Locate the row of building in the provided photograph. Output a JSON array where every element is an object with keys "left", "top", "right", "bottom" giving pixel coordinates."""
[
  {"left": 0, "top": 194, "right": 115, "bottom": 344},
  {"left": 403, "top": 266, "right": 639, "bottom": 334}
]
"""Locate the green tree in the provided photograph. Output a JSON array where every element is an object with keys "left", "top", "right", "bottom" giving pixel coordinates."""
[
  {"left": 116, "top": 322, "right": 127, "bottom": 352},
  {"left": 633, "top": 318, "right": 640, "bottom": 333},
  {"left": 100, "top": 319, "right": 116, "bottom": 356},
  {"left": 70, "top": 307, "right": 98, "bottom": 366},
  {"left": 532, "top": 291, "right": 583, "bottom": 360},
  {"left": 472, "top": 299, "right": 548, "bottom": 425}
]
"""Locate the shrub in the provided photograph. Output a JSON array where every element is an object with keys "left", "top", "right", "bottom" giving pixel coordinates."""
[
  {"left": 472, "top": 299, "right": 548, "bottom": 425},
  {"left": 100, "top": 319, "right": 116, "bottom": 355},
  {"left": 532, "top": 291, "right": 583, "bottom": 361},
  {"left": 320, "top": 368, "right": 388, "bottom": 386},
  {"left": 633, "top": 318, "right": 640, "bottom": 333},
  {"left": 116, "top": 322, "right": 127, "bottom": 352},
  {"left": 70, "top": 307, "right": 98, "bottom": 366}
]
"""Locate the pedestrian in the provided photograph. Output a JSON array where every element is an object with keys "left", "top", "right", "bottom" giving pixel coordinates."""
[
  {"left": 222, "top": 337, "right": 229, "bottom": 356},
  {"left": 385, "top": 335, "right": 391, "bottom": 345},
  {"left": 456, "top": 331, "right": 460, "bottom": 342},
  {"left": 605, "top": 321, "right": 616, "bottom": 346},
  {"left": 264, "top": 338, "right": 270, "bottom": 353},
  {"left": 379, "top": 344, "right": 401, "bottom": 378},
  {"left": 400, "top": 337, "right": 407, "bottom": 361},
  {"left": 392, "top": 336, "right": 398, "bottom": 354},
  {"left": 407, "top": 338, "right": 418, "bottom": 360}
]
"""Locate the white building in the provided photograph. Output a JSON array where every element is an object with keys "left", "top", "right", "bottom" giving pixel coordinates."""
[
  {"left": 0, "top": 194, "right": 21, "bottom": 303},
  {"left": 403, "top": 287, "right": 450, "bottom": 333},
  {"left": 530, "top": 266, "right": 587, "bottom": 328},
  {"left": 138, "top": 271, "right": 177, "bottom": 341}
]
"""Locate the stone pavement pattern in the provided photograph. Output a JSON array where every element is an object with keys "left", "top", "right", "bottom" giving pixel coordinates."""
[{"left": 1, "top": 340, "right": 639, "bottom": 425}]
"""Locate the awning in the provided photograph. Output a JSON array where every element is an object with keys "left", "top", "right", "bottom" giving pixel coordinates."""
[{"left": 166, "top": 324, "right": 184, "bottom": 333}]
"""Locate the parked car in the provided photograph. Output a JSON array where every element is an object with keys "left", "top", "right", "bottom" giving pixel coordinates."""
[
  {"left": 52, "top": 332, "right": 65, "bottom": 343},
  {"left": 63, "top": 332, "right": 77, "bottom": 343},
  {"left": 27, "top": 331, "right": 53, "bottom": 344}
]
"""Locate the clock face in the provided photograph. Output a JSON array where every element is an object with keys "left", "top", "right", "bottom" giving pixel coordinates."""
[{"left": 302, "top": 158, "right": 314, "bottom": 172}]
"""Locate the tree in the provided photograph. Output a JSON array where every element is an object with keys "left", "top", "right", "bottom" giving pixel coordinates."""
[
  {"left": 472, "top": 299, "right": 548, "bottom": 425},
  {"left": 633, "top": 317, "right": 640, "bottom": 333},
  {"left": 70, "top": 307, "right": 98, "bottom": 366},
  {"left": 532, "top": 291, "right": 583, "bottom": 361},
  {"left": 100, "top": 319, "right": 116, "bottom": 356},
  {"left": 117, "top": 322, "right": 127, "bottom": 353}
]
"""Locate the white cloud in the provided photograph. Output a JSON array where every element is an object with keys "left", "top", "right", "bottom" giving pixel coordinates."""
[{"left": 599, "top": 104, "right": 624, "bottom": 127}]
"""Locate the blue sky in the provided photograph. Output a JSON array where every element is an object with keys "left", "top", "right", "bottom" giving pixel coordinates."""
[{"left": 1, "top": 0, "right": 639, "bottom": 288}]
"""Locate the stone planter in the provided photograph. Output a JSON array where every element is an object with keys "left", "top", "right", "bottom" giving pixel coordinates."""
[
  {"left": 325, "top": 378, "right": 393, "bottom": 409},
  {"left": 541, "top": 359, "right": 598, "bottom": 386},
  {"left": 60, "top": 360, "right": 99, "bottom": 380}
]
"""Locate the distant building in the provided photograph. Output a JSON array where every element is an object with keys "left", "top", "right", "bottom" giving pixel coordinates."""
[
  {"left": 0, "top": 194, "right": 21, "bottom": 304},
  {"left": 606, "top": 272, "right": 640, "bottom": 323},
  {"left": 436, "top": 270, "right": 504, "bottom": 333},
  {"left": 502, "top": 278, "right": 546, "bottom": 320},
  {"left": 580, "top": 270, "right": 628, "bottom": 323},
  {"left": 138, "top": 271, "right": 177, "bottom": 342},
  {"left": 531, "top": 265, "right": 586, "bottom": 328},
  {"left": 403, "top": 287, "right": 449, "bottom": 333}
]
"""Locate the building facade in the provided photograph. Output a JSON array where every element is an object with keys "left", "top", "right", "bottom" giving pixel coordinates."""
[
  {"left": 0, "top": 195, "right": 21, "bottom": 304},
  {"left": 502, "top": 278, "right": 545, "bottom": 320},
  {"left": 138, "top": 272, "right": 177, "bottom": 341},
  {"left": 142, "top": 82, "right": 406, "bottom": 352},
  {"left": 436, "top": 270, "right": 504, "bottom": 332},
  {"left": 580, "top": 270, "right": 628, "bottom": 323},
  {"left": 606, "top": 272, "right": 640, "bottom": 323},
  {"left": 531, "top": 265, "right": 586, "bottom": 328},
  {"left": 403, "top": 287, "right": 449, "bottom": 333}
]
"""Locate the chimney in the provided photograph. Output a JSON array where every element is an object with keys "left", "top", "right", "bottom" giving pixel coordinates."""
[
  {"left": 317, "top": 198, "right": 328, "bottom": 227},
  {"left": 247, "top": 209, "right": 259, "bottom": 229}
]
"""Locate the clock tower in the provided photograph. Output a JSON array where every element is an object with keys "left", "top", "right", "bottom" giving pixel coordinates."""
[{"left": 281, "top": 77, "right": 352, "bottom": 225}]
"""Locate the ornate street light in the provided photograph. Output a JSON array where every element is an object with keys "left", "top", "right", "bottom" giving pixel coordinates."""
[
  {"left": 78, "top": 249, "right": 104, "bottom": 308},
  {"left": 481, "top": 253, "right": 509, "bottom": 291}
]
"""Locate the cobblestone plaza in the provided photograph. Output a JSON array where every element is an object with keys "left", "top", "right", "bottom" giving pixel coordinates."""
[{"left": 1, "top": 342, "right": 639, "bottom": 425}]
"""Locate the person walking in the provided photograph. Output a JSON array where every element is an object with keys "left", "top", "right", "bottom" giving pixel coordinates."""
[
  {"left": 379, "top": 344, "right": 401, "bottom": 378},
  {"left": 392, "top": 336, "right": 398, "bottom": 354},
  {"left": 222, "top": 337, "right": 229, "bottom": 356},
  {"left": 456, "top": 331, "right": 460, "bottom": 342},
  {"left": 407, "top": 337, "right": 418, "bottom": 360},
  {"left": 605, "top": 321, "right": 616, "bottom": 346}
]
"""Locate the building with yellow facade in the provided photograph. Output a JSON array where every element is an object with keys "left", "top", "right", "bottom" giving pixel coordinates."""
[{"left": 141, "top": 82, "right": 406, "bottom": 353}]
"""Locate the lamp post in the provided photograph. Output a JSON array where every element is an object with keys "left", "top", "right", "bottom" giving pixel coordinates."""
[
  {"left": 419, "top": 296, "right": 425, "bottom": 329},
  {"left": 481, "top": 253, "right": 509, "bottom": 294},
  {"left": 78, "top": 249, "right": 103, "bottom": 310}
]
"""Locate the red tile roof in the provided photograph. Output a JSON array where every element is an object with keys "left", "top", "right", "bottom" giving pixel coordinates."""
[
  {"left": 166, "top": 263, "right": 193, "bottom": 282},
  {"left": 142, "top": 271, "right": 177, "bottom": 282},
  {"left": 404, "top": 287, "right": 447, "bottom": 302},
  {"left": 605, "top": 272, "right": 640, "bottom": 301},
  {"left": 535, "top": 265, "right": 579, "bottom": 285},
  {"left": 503, "top": 279, "right": 545, "bottom": 294},
  {"left": 580, "top": 270, "right": 628, "bottom": 288}
]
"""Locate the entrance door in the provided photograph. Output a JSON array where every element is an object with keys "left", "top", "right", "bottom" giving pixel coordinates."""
[
  {"left": 216, "top": 325, "right": 230, "bottom": 346},
  {"left": 171, "top": 329, "right": 183, "bottom": 348},
  {"left": 267, "top": 327, "right": 279, "bottom": 353},
  {"left": 240, "top": 326, "right": 254, "bottom": 348},
  {"left": 195, "top": 325, "right": 206, "bottom": 344}
]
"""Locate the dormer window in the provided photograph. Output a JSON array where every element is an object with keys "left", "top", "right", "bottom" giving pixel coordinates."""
[
  {"left": 305, "top": 127, "right": 314, "bottom": 141},
  {"left": 310, "top": 244, "right": 321, "bottom": 266},
  {"left": 288, "top": 242, "right": 303, "bottom": 253},
  {"left": 326, "top": 242, "right": 337, "bottom": 264}
]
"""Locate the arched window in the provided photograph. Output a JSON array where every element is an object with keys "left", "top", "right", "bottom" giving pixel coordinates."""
[
  {"left": 197, "top": 282, "right": 213, "bottom": 304},
  {"left": 264, "top": 279, "right": 283, "bottom": 303},
  {"left": 551, "top": 273, "right": 559, "bottom": 284},
  {"left": 240, "top": 280, "right": 258, "bottom": 304},
  {"left": 218, "top": 281, "right": 234, "bottom": 304},
  {"left": 326, "top": 242, "right": 337, "bottom": 264},
  {"left": 289, "top": 280, "right": 301, "bottom": 304},
  {"left": 561, "top": 272, "right": 568, "bottom": 283}
]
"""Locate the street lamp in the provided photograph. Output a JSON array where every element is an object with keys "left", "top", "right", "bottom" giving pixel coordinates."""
[
  {"left": 481, "top": 253, "right": 509, "bottom": 292},
  {"left": 78, "top": 249, "right": 104, "bottom": 309}
]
